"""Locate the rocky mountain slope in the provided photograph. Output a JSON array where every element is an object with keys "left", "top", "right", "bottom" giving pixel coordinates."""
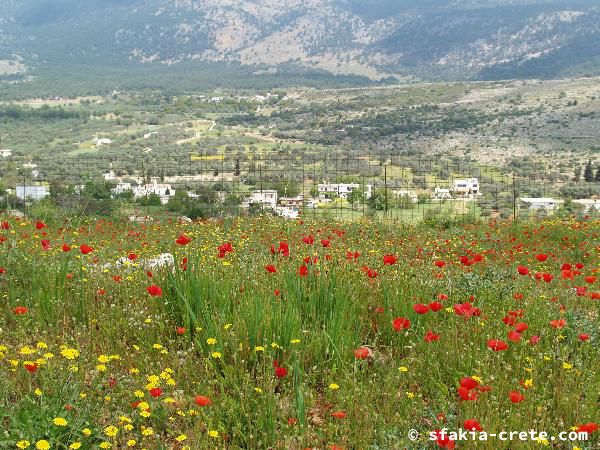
[{"left": 1, "top": 0, "right": 599, "bottom": 81}]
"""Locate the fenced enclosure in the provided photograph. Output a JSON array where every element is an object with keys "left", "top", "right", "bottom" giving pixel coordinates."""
[{"left": 0, "top": 151, "right": 598, "bottom": 222}]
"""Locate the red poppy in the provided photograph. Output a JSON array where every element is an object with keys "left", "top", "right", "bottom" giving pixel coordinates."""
[
  {"left": 13, "top": 306, "right": 28, "bottom": 315},
  {"left": 576, "top": 423, "right": 598, "bottom": 434},
  {"left": 80, "top": 244, "right": 93, "bottom": 255},
  {"left": 353, "top": 347, "right": 371, "bottom": 359},
  {"left": 275, "top": 241, "right": 290, "bottom": 257},
  {"left": 176, "top": 234, "right": 192, "bottom": 245},
  {"left": 509, "top": 390, "right": 524, "bottom": 403},
  {"left": 176, "top": 327, "right": 186, "bottom": 335},
  {"left": 457, "top": 387, "right": 478, "bottom": 401},
  {"left": 517, "top": 265, "right": 529, "bottom": 276},
  {"left": 275, "top": 366, "right": 288, "bottom": 378},
  {"left": 429, "top": 302, "right": 443, "bottom": 312},
  {"left": 302, "top": 235, "right": 314, "bottom": 245},
  {"left": 578, "top": 334, "right": 590, "bottom": 341},
  {"left": 274, "top": 289, "right": 281, "bottom": 297},
  {"left": 434, "top": 260, "right": 446, "bottom": 268},
  {"left": 0, "top": 221, "right": 9, "bottom": 229},
  {"left": 128, "top": 253, "right": 137, "bottom": 260},
  {"left": 487, "top": 339, "right": 509, "bottom": 351},
  {"left": 287, "top": 418, "right": 297, "bottom": 426},
  {"left": 62, "top": 243, "right": 71, "bottom": 252},
  {"left": 149, "top": 387, "right": 162, "bottom": 397},
  {"left": 217, "top": 242, "right": 234, "bottom": 257},
  {"left": 330, "top": 411, "right": 347, "bottom": 419},
  {"left": 502, "top": 315, "right": 516, "bottom": 326},
  {"left": 550, "top": 319, "right": 566, "bottom": 329},
  {"left": 413, "top": 303, "right": 429, "bottom": 314},
  {"left": 383, "top": 254, "right": 397, "bottom": 265},
  {"left": 459, "top": 377, "right": 479, "bottom": 390},
  {"left": 35, "top": 221, "right": 46, "bottom": 229},
  {"left": 346, "top": 251, "right": 360, "bottom": 260},
  {"left": 392, "top": 317, "right": 411, "bottom": 331},
  {"left": 454, "top": 303, "right": 480, "bottom": 318},
  {"left": 194, "top": 395, "right": 212, "bottom": 406},
  {"left": 584, "top": 275, "right": 597, "bottom": 284},
  {"left": 432, "top": 430, "right": 455, "bottom": 449},
  {"left": 506, "top": 328, "right": 520, "bottom": 341},
  {"left": 298, "top": 265, "right": 308, "bottom": 277},
  {"left": 425, "top": 331, "right": 441, "bottom": 342},
  {"left": 265, "top": 264, "right": 277, "bottom": 273},
  {"left": 529, "top": 335, "right": 540, "bottom": 345},
  {"left": 464, "top": 419, "right": 483, "bottom": 431},
  {"left": 514, "top": 322, "right": 528, "bottom": 333},
  {"left": 366, "top": 268, "right": 378, "bottom": 278},
  {"left": 146, "top": 285, "right": 163, "bottom": 297},
  {"left": 24, "top": 363, "right": 38, "bottom": 373},
  {"left": 321, "top": 239, "right": 330, "bottom": 247}
]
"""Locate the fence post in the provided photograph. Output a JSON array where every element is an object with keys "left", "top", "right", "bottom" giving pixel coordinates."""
[
  {"left": 513, "top": 173, "right": 517, "bottom": 222},
  {"left": 384, "top": 164, "right": 388, "bottom": 218}
]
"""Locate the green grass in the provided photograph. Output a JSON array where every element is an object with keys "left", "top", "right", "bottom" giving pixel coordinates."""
[{"left": 0, "top": 215, "right": 597, "bottom": 449}]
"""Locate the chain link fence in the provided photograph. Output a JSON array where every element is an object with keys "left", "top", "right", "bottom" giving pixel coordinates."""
[{"left": 0, "top": 152, "right": 598, "bottom": 222}]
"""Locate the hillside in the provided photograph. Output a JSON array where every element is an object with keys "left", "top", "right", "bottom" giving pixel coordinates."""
[{"left": 0, "top": 0, "right": 599, "bottom": 89}]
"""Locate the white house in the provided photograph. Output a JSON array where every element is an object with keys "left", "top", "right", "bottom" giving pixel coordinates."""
[
  {"left": 103, "top": 171, "right": 117, "bottom": 181},
  {"left": 132, "top": 182, "right": 175, "bottom": 205},
  {"left": 453, "top": 178, "right": 480, "bottom": 196},
  {"left": 16, "top": 185, "right": 50, "bottom": 201},
  {"left": 317, "top": 183, "right": 372, "bottom": 199},
  {"left": 519, "top": 198, "right": 563, "bottom": 211},
  {"left": 94, "top": 137, "right": 112, "bottom": 146},
  {"left": 246, "top": 190, "right": 278, "bottom": 209},
  {"left": 394, "top": 190, "right": 418, "bottom": 203},
  {"left": 111, "top": 182, "right": 133, "bottom": 196},
  {"left": 279, "top": 195, "right": 304, "bottom": 207},
  {"left": 433, "top": 187, "right": 452, "bottom": 200},
  {"left": 0, "top": 149, "right": 13, "bottom": 158},
  {"left": 572, "top": 199, "right": 600, "bottom": 212},
  {"left": 275, "top": 206, "right": 299, "bottom": 219}
]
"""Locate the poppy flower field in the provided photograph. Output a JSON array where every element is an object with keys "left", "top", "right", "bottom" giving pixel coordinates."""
[{"left": 0, "top": 216, "right": 598, "bottom": 449}]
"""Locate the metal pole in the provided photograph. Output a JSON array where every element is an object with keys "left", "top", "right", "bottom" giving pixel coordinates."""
[
  {"left": 384, "top": 164, "right": 388, "bottom": 218},
  {"left": 513, "top": 173, "right": 517, "bottom": 222}
]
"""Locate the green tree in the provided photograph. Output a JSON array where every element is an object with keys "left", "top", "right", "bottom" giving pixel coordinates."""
[
  {"left": 368, "top": 188, "right": 388, "bottom": 211},
  {"left": 583, "top": 160, "right": 594, "bottom": 182},
  {"left": 347, "top": 189, "right": 364, "bottom": 209}
]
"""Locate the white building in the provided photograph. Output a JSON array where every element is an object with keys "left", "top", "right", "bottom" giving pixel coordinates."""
[
  {"left": 453, "top": 178, "right": 480, "bottom": 196},
  {"left": 246, "top": 190, "right": 278, "bottom": 209},
  {"left": 94, "top": 137, "right": 112, "bottom": 146},
  {"left": 279, "top": 195, "right": 304, "bottom": 207},
  {"left": 394, "top": 190, "right": 418, "bottom": 203},
  {"left": 132, "top": 182, "right": 175, "bottom": 205},
  {"left": 317, "top": 183, "right": 372, "bottom": 199},
  {"left": 275, "top": 206, "right": 299, "bottom": 219},
  {"left": 519, "top": 198, "right": 563, "bottom": 211},
  {"left": 111, "top": 182, "right": 133, "bottom": 196},
  {"left": 16, "top": 185, "right": 50, "bottom": 201},
  {"left": 103, "top": 171, "right": 117, "bottom": 181},
  {"left": 572, "top": 199, "right": 600, "bottom": 212},
  {"left": 433, "top": 187, "right": 452, "bottom": 199}
]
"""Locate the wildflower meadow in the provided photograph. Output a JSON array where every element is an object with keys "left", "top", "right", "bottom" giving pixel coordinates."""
[{"left": 0, "top": 216, "right": 598, "bottom": 449}]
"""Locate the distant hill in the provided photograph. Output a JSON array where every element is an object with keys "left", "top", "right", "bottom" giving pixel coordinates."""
[{"left": 1, "top": 0, "right": 599, "bottom": 88}]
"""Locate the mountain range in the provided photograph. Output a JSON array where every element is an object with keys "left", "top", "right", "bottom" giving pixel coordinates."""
[{"left": 1, "top": 0, "right": 600, "bottom": 86}]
